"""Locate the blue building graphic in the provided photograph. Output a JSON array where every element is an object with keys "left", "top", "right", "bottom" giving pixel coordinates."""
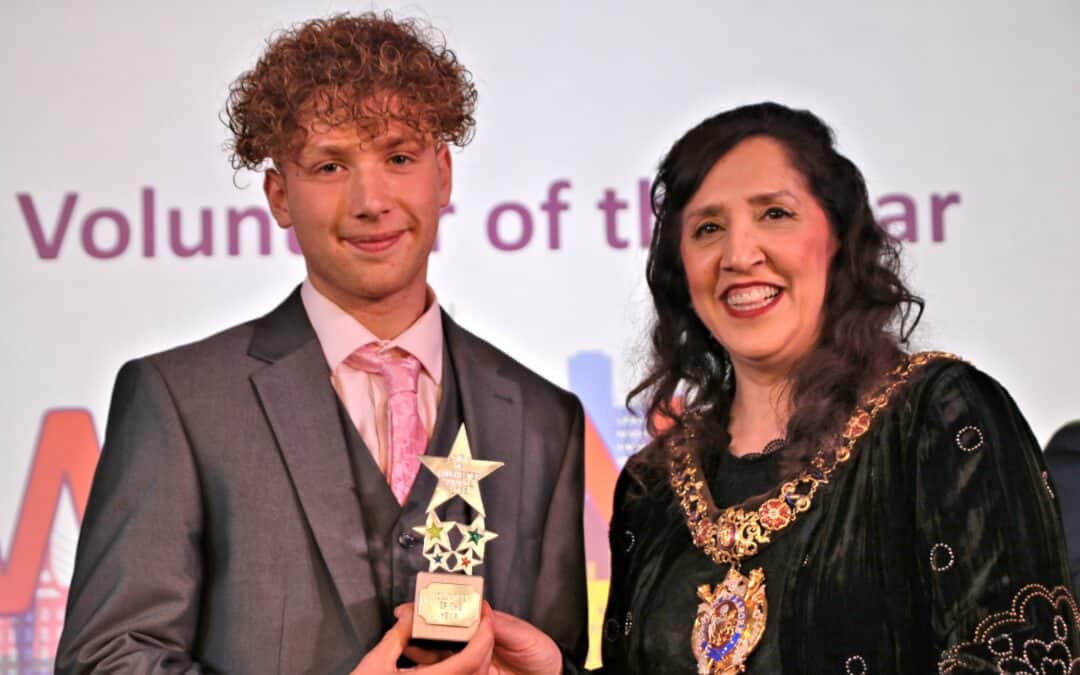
[{"left": 568, "top": 351, "right": 649, "bottom": 467}]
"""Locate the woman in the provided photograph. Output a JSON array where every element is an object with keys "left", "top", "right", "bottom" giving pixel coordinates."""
[{"left": 493, "top": 102, "right": 1079, "bottom": 673}]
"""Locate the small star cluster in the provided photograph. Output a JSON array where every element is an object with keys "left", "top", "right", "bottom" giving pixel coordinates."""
[{"left": 415, "top": 426, "right": 503, "bottom": 575}]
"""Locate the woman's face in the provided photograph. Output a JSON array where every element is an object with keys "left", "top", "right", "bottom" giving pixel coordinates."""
[{"left": 679, "top": 135, "right": 838, "bottom": 376}]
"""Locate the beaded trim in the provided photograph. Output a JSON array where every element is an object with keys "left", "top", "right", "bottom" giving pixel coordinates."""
[
  {"left": 669, "top": 352, "right": 960, "bottom": 566},
  {"left": 938, "top": 584, "right": 1080, "bottom": 673},
  {"left": 845, "top": 655, "right": 868, "bottom": 674},
  {"left": 955, "top": 425, "right": 985, "bottom": 453},
  {"left": 930, "top": 543, "right": 956, "bottom": 572}
]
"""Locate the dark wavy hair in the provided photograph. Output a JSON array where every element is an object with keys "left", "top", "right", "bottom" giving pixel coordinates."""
[
  {"left": 629, "top": 102, "right": 923, "bottom": 488},
  {"left": 224, "top": 11, "right": 477, "bottom": 170}
]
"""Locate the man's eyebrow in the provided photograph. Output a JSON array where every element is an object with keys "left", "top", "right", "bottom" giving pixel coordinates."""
[
  {"left": 372, "top": 132, "right": 424, "bottom": 151},
  {"left": 298, "top": 141, "right": 352, "bottom": 160},
  {"left": 297, "top": 131, "right": 425, "bottom": 158}
]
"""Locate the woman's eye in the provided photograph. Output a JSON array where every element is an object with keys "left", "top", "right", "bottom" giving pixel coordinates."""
[
  {"left": 763, "top": 206, "right": 793, "bottom": 220},
  {"left": 693, "top": 221, "right": 721, "bottom": 238}
]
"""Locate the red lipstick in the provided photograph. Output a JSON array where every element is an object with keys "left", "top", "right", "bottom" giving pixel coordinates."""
[{"left": 721, "top": 283, "right": 783, "bottom": 319}]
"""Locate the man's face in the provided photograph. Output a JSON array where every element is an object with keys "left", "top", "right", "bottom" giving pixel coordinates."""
[{"left": 265, "top": 115, "right": 451, "bottom": 312}]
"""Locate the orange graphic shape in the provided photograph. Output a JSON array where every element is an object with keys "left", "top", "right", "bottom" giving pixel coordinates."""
[
  {"left": 0, "top": 409, "right": 99, "bottom": 613},
  {"left": 583, "top": 414, "right": 619, "bottom": 524}
]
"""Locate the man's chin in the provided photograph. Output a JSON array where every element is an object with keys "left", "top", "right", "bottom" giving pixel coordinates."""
[{"left": 338, "top": 278, "right": 427, "bottom": 306}]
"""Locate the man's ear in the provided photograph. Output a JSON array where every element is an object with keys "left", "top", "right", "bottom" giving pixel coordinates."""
[
  {"left": 264, "top": 168, "right": 290, "bottom": 229},
  {"left": 435, "top": 143, "right": 453, "bottom": 208}
]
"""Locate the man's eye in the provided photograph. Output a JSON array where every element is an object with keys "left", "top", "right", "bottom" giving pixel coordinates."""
[
  {"left": 317, "top": 163, "right": 342, "bottom": 174},
  {"left": 389, "top": 154, "right": 412, "bottom": 166},
  {"left": 763, "top": 207, "right": 794, "bottom": 220}
]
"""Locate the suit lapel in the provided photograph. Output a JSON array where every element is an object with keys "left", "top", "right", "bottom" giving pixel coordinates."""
[
  {"left": 443, "top": 313, "right": 524, "bottom": 606},
  {"left": 248, "top": 290, "right": 381, "bottom": 647}
]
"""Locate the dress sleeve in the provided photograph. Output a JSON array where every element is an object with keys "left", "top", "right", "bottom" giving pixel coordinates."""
[
  {"left": 911, "top": 363, "right": 1080, "bottom": 673},
  {"left": 582, "top": 465, "right": 643, "bottom": 675}
]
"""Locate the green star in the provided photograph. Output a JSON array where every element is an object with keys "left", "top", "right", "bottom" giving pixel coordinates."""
[{"left": 455, "top": 516, "right": 499, "bottom": 558}]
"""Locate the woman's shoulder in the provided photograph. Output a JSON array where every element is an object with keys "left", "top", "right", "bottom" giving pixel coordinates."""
[
  {"left": 908, "top": 350, "right": 1000, "bottom": 389},
  {"left": 617, "top": 447, "right": 669, "bottom": 498},
  {"left": 880, "top": 351, "right": 1037, "bottom": 471},
  {"left": 896, "top": 352, "right": 1019, "bottom": 426},
  {"left": 610, "top": 443, "right": 678, "bottom": 519}
]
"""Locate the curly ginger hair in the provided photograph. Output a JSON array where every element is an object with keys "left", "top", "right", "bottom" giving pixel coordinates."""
[{"left": 225, "top": 12, "right": 477, "bottom": 170}]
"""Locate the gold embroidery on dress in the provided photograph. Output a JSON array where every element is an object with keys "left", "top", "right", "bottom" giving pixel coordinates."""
[{"left": 938, "top": 584, "right": 1080, "bottom": 674}]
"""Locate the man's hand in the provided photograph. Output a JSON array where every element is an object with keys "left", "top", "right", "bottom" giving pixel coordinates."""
[
  {"left": 488, "top": 610, "right": 563, "bottom": 675},
  {"left": 350, "top": 603, "right": 494, "bottom": 674}
]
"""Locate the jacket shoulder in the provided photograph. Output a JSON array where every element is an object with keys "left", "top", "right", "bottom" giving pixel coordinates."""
[
  {"left": 140, "top": 319, "right": 260, "bottom": 375},
  {"left": 448, "top": 317, "right": 581, "bottom": 411}
]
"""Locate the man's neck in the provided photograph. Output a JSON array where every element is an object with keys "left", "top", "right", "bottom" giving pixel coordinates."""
[
  {"left": 311, "top": 279, "right": 430, "bottom": 340},
  {"left": 349, "top": 299, "right": 428, "bottom": 340}
]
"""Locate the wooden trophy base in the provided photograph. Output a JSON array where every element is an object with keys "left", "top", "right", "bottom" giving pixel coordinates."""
[{"left": 411, "top": 572, "right": 484, "bottom": 642}]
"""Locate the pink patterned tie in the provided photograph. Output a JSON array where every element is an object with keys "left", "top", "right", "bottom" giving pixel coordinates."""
[{"left": 344, "top": 344, "right": 428, "bottom": 504}]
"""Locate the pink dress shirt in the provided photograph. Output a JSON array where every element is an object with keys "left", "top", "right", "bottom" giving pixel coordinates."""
[{"left": 301, "top": 279, "right": 443, "bottom": 476}]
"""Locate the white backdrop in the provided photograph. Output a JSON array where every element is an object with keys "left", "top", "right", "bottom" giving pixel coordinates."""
[{"left": 2, "top": 1, "right": 1078, "bottom": 670}]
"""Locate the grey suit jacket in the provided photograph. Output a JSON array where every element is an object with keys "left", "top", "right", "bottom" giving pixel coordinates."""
[{"left": 56, "top": 289, "right": 587, "bottom": 674}]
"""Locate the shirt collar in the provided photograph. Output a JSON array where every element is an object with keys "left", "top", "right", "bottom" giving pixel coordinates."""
[{"left": 300, "top": 279, "right": 444, "bottom": 384}]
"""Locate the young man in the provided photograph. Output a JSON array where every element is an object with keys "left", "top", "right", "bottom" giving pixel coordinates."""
[{"left": 56, "top": 14, "right": 586, "bottom": 674}]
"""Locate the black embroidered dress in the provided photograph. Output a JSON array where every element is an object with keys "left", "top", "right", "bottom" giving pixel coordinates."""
[{"left": 595, "top": 358, "right": 1079, "bottom": 674}]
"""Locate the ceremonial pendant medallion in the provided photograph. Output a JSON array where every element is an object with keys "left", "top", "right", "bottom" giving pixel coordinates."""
[{"left": 691, "top": 567, "right": 767, "bottom": 674}]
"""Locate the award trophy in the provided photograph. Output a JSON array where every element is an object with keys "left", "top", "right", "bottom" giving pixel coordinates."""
[{"left": 411, "top": 425, "right": 503, "bottom": 642}]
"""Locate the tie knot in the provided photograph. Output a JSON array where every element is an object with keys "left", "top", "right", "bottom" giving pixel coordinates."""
[{"left": 344, "top": 343, "right": 422, "bottom": 395}]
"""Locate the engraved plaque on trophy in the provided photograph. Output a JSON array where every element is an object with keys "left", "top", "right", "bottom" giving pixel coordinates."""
[{"left": 411, "top": 425, "right": 502, "bottom": 642}]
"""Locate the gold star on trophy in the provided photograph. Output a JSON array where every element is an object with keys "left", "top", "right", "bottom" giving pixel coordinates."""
[
  {"left": 412, "top": 425, "right": 503, "bottom": 642},
  {"left": 420, "top": 426, "right": 504, "bottom": 516}
]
